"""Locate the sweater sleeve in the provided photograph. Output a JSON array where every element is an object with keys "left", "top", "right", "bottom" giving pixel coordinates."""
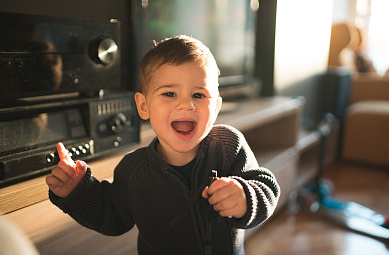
[
  {"left": 215, "top": 125, "right": 281, "bottom": 229},
  {"left": 49, "top": 159, "right": 136, "bottom": 236}
]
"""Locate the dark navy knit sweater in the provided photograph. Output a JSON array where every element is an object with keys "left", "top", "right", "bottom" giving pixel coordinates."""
[{"left": 49, "top": 124, "right": 280, "bottom": 255}]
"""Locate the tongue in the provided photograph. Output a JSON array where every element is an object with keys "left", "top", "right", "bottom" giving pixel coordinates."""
[{"left": 172, "top": 121, "right": 195, "bottom": 133}]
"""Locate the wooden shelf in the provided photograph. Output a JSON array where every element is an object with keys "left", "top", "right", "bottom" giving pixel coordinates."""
[
  {"left": 297, "top": 129, "right": 321, "bottom": 153},
  {"left": 216, "top": 97, "right": 304, "bottom": 134}
]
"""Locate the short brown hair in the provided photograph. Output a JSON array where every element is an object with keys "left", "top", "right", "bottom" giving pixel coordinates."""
[{"left": 138, "top": 35, "right": 219, "bottom": 93}]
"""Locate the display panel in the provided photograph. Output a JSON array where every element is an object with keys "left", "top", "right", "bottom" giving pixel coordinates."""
[
  {"left": 0, "top": 108, "right": 86, "bottom": 155},
  {"left": 137, "top": 0, "right": 257, "bottom": 90}
]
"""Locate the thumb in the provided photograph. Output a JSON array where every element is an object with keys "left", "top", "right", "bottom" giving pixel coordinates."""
[
  {"left": 202, "top": 186, "right": 210, "bottom": 199},
  {"left": 75, "top": 160, "right": 88, "bottom": 175}
]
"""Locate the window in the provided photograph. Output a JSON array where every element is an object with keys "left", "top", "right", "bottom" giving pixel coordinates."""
[{"left": 354, "top": 0, "right": 389, "bottom": 75}]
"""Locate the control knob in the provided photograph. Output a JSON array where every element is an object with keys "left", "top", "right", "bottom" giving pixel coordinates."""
[
  {"left": 108, "top": 113, "right": 128, "bottom": 134},
  {"left": 88, "top": 37, "right": 118, "bottom": 66}
]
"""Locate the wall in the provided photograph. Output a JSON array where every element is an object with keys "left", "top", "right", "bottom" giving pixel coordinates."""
[{"left": 255, "top": 0, "right": 334, "bottom": 129}]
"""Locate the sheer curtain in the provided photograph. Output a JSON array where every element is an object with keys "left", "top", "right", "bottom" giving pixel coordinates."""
[
  {"left": 354, "top": 0, "right": 389, "bottom": 76},
  {"left": 367, "top": 0, "right": 389, "bottom": 75}
]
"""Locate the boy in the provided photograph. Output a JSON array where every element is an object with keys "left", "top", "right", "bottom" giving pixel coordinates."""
[{"left": 46, "top": 35, "right": 280, "bottom": 255}]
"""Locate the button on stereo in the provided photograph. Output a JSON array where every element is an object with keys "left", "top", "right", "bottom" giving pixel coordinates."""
[{"left": 45, "top": 141, "right": 94, "bottom": 164}]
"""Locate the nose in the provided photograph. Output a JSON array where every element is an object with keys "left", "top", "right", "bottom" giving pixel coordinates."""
[{"left": 176, "top": 96, "right": 195, "bottom": 111}]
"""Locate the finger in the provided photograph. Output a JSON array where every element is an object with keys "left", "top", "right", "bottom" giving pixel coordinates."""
[
  {"left": 212, "top": 194, "right": 237, "bottom": 211},
  {"left": 220, "top": 202, "right": 247, "bottom": 219},
  {"left": 202, "top": 186, "right": 210, "bottom": 198},
  {"left": 46, "top": 174, "right": 63, "bottom": 190},
  {"left": 58, "top": 160, "right": 78, "bottom": 179},
  {"left": 219, "top": 208, "right": 236, "bottom": 218},
  {"left": 51, "top": 166, "right": 73, "bottom": 184},
  {"left": 217, "top": 192, "right": 247, "bottom": 218},
  {"left": 208, "top": 179, "right": 238, "bottom": 204},
  {"left": 75, "top": 160, "right": 88, "bottom": 175},
  {"left": 208, "top": 190, "right": 232, "bottom": 205},
  {"left": 215, "top": 196, "right": 246, "bottom": 218},
  {"left": 206, "top": 178, "right": 231, "bottom": 196},
  {"left": 56, "top": 142, "right": 74, "bottom": 165}
]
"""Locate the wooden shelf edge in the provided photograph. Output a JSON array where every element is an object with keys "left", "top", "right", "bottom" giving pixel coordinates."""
[{"left": 297, "top": 130, "right": 321, "bottom": 153}]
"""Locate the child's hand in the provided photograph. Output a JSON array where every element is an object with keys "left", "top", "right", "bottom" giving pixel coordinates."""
[
  {"left": 202, "top": 178, "right": 247, "bottom": 219},
  {"left": 45, "top": 142, "right": 87, "bottom": 198}
]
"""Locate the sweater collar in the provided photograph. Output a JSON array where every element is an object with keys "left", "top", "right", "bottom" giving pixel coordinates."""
[{"left": 146, "top": 130, "right": 212, "bottom": 167}]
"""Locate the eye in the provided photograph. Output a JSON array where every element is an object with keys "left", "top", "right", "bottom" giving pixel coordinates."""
[
  {"left": 162, "top": 92, "right": 176, "bottom": 97},
  {"left": 193, "top": 93, "right": 206, "bottom": 99}
]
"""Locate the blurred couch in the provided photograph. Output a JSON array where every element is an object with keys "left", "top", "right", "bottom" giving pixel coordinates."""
[
  {"left": 343, "top": 77, "right": 389, "bottom": 166},
  {"left": 328, "top": 23, "right": 389, "bottom": 166}
]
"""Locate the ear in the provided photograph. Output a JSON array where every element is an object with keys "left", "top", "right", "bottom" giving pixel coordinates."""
[{"left": 134, "top": 92, "right": 150, "bottom": 120}]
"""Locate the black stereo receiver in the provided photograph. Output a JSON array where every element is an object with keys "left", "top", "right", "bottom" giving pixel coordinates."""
[
  {"left": 0, "top": 92, "right": 140, "bottom": 186},
  {"left": 0, "top": 12, "right": 140, "bottom": 187},
  {"left": 0, "top": 11, "right": 121, "bottom": 100}
]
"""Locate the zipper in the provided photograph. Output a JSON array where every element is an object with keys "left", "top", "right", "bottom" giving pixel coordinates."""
[
  {"left": 191, "top": 153, "right": 215, "bottom": 254},
  {"left": 165, "top": 167, "right": 206, "bottom": 254},
  {"left": 165, "top": 153, "right": 219, "bottom": 255}
]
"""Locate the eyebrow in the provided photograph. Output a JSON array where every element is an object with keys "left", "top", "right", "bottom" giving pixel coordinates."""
[
  {"left": 153, "top": 84, "right": 176, "bottom": 92},
  {"left": 154, "top": 84, "right": 210, "bottom": 92}
]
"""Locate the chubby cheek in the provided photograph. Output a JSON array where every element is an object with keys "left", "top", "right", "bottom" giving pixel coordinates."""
[
  {"left": 200, "top": 107, "right": 217, "bottom": 132},
  {"left": 148, "top": 103, "right": 171, "bottom": 127},
  {"left": 207, "top": 101, "right": 220, "bottom": 123}
]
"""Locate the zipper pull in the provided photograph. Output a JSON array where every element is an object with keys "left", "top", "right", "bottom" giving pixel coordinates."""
[
  {"left": 209, "top": 170, "right": 218, "bottom": 186},
  {"left": 206, "top": 170, "right": 219, "bottom": 198}
]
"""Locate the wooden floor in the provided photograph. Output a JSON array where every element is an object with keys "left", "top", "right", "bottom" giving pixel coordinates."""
[{"left": 245, "top": 162, "right": 389, "bottom": 255}]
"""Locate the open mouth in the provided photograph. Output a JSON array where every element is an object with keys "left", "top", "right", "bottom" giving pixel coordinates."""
[{"left": 171, "top": 121, "right": 196, "bottom": 135}]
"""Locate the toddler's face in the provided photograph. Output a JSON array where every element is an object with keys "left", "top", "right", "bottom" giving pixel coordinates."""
[{"left": 135, "top": 61, "right": 221, "bottom": 165}]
